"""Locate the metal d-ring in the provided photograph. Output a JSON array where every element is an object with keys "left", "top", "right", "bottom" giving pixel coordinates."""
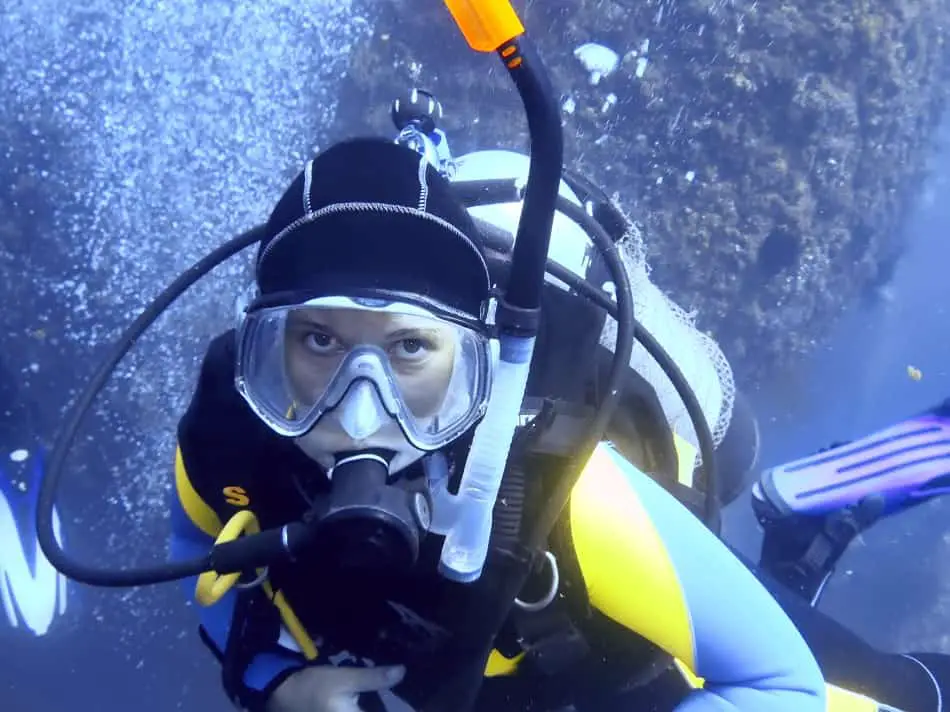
[
  {"left": 514, "top": 550, "right": 560, "bottom": 613},
  {"left": 236, "top": 566, "right": 269, "bottom": 590}
]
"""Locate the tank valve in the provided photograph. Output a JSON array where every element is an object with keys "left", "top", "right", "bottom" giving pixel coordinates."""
[{"left": 391, "top": 88, "right": 443, "bottom": 134}]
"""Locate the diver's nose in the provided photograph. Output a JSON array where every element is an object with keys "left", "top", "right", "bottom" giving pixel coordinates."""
[{"left": 337, "top": 380, "right": 390, "bottom": 441}]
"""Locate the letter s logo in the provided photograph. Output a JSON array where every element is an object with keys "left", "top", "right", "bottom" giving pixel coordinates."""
[
  {"left": 0, "top": 450, "right": 68, "bottom": 637},
  {"left": 223, "top": 486, "right": 250, "bottom": 507}
]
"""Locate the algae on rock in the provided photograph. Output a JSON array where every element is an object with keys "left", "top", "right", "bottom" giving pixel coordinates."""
[{"left": 332, "top": 0, "right": 950, "bottom": 384}]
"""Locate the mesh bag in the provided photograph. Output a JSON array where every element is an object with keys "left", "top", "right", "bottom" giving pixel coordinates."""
[
  {"left": 599, "top": 217, "right": 736, "bottom": 471},
  {"left": 452, "top": 149, "right": 735, "bottom": 472}
]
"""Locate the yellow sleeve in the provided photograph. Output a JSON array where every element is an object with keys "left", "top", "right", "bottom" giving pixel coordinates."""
[{"left": 569, "top": 443, "right": 825, "bottom": 710}]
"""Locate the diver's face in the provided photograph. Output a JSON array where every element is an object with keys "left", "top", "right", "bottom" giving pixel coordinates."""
[{"left": 283, "top": 307, "right": 457, "bottom": 419}]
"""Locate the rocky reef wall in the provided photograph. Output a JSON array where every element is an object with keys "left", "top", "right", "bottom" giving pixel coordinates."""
[{"left": 330, "top": 0, "right": 950, "bottom": 383}]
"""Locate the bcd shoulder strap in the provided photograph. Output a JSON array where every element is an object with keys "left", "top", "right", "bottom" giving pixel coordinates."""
[
  {"left": 198, "top": 584, "right": 285, "bottom": 711},
  {"left": 501, "top": 506, "right": 672, "bottom": 701}
]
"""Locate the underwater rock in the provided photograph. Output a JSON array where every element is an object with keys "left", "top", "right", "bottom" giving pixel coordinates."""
[
  {"left": 330, "top": 0, "right": 950, "bottom": 384},
  {"left": 574, "top": 41, "right": 620, "bottom": 85}
]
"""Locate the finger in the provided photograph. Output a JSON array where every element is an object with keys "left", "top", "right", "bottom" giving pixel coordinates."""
[{"left": 334, "top": 665, "right": 406, "bottom": 694}]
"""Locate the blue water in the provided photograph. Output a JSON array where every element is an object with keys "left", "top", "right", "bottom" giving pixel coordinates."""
[
  {"left": 3, "top": 175, "right": 945, "bottom": 708},
  {"left": 2, "top": 7, "right": 949, "bottom": 711},
  {"left": 724, "top": 134, "right": 950, "bottom": 652}
]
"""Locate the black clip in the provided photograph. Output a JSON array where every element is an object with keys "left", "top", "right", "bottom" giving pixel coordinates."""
[{"left": 768, "top": 495, "right": 885, "bottom": 604}]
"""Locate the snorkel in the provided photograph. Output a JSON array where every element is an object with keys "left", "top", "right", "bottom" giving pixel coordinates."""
[
  {"left": 428, "top": 2, "right": 562, "bottom": 583},
  {"left": 35, "top": 0, "right": 719, "bottom": 707}
]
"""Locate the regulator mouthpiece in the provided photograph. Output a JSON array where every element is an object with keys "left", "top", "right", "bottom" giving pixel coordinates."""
[{"left": 314, "top": 450, "right": 432, "bottom": 572}]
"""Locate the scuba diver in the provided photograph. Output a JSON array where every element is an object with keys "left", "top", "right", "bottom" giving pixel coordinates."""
[
  {"left": 166, "top": 130, "right": 950, "bottom": 712},
  {"left": 28, "top": 4, "right": 948, "bottom": 712},
  {"left": 169, "top": 134, "right": 825, "bottom": 712}
]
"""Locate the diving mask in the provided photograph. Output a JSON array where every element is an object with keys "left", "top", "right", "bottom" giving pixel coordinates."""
[{"left": 235, "top": 295, "right": 495, "bottom": 468}]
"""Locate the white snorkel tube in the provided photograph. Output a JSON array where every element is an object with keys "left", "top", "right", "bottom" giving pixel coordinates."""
[
  {"left": 392, "top": 11, "right": 563, "bottom": 582},
  {"left": 394, "top": 120, "right": 540, "bottom": 583},
  {"left": 437, "top": 333, "right": 535, "bottom": 581}
]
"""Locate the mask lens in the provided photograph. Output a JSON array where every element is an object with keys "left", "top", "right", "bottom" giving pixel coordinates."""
[{"left": 236, "top": 296, "right": 492, "bottom": 449}]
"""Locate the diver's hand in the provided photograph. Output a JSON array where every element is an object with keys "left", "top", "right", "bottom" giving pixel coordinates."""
[{"left": 266, "top": 664, "right": 406, "bottom": 712}]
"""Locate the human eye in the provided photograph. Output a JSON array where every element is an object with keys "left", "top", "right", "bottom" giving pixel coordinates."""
[
  {"left": 299, "top": 328, "right": 341, "bottom": 355},
  {"left": 390, "top": 336, "right": 436, "bottom": 361}
]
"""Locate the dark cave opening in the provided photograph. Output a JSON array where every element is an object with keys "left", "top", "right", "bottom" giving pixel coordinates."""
[{"left": 756, "top": 227, "right": 801, "bottom": 279}]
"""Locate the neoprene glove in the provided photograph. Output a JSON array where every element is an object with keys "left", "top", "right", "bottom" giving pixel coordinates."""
[{"left": 266, "top": 664, "right": 406, "bottom": 712}]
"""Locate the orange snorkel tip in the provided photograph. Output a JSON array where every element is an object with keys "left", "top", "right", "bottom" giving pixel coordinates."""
[{"left": 443, "top": 0, "right": 525, "bottom": 52}]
